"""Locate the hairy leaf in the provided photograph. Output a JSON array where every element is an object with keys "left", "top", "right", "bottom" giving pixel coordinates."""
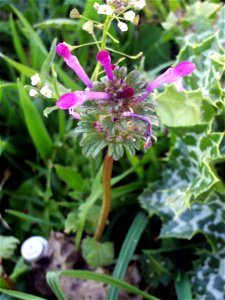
[{"left": 82, "top": 237, "right": 114, "bottom": 268}]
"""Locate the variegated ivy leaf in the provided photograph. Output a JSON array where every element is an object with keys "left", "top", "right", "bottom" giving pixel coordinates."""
[
  {"left": 177, "top": 34, "right": 224, "bottom": 106},
  {"left": 139, "top": 125, "right": 224, "bottom": 217},
  {"left": 139, "top": 168, "right": 188, "bottom": 220},
  {"left": 160, "top": 193, "right": 225, "bottom": 253},
  {"left": 191, "top": 250, "right": 225, "bottom": 300},
  {"left": 171, "top": 127, "right": 225, "bottom": 200}
]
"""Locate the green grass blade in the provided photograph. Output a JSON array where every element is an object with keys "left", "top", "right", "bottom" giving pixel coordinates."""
[
  {"left": 10, "top": 4, "right": 47, "bottom": 55},
  {"left": 175, "top": 272, "right": 193, "bottom": 300},
  {"left": 107, "top": 211, "right": 149, "bottom": 300},
  {"left": 41, "top": 38, "right": 57, "bottom": 80},
  {"left": 34, "top": 18, "right": 78, "bottom": 30},
  {"left": 75, "top": 166, "right": 102, "bottom": 249},
  {"left": 9, "top": 14, "right": 27, "bottom": 65},
  {"left": 0, "top": 52, "right": 36, "bottom": 77},
  {"left": 5, "top": 209, "right": 56, "bottom": 226},
  {"left": 47, "top": 270, "right": 161, "bottom": 300},
  {"left": 46, "top": 271, "right": 67, "bottom": 300},
  {"left": 0, "top": 289, "right": 47, "bottom": 300},
  {"left": 18, "top": 81, "right": 53, "bottom": 160}
]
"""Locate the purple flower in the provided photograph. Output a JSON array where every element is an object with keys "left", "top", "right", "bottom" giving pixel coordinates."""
[
  {"left": 96, "top": 50, "right": 114, "bottom": 81},
  {"left": 56, "top": 43, "right": 93, "bottom": 88},
  {"left": 56, "top": 91, "right": 110, "bottom": 119},
  {"left": 146, "top": 61, "right": 195, "bottom": 93},
  {"left": 55, "top": 42, "right": 195, "bottom": 154}
]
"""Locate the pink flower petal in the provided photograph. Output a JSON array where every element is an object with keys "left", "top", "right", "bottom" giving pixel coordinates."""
[
  {"left": 96, "top": 50, "right": 114, "bottom": 81},
  {"left": 146, "top": 61, "right": 195, "bottom": 93},
  {"left": 56, "top": 93, "right": 85, "bottom": 109},
  {"left": 56, "top": 43, "right": 70, "bottom": 59},
  {"left": 56, "top": 43, "right": 93, "bottom": 88},
  {"left": 174, "top": 61, "right": 196, "bottom": 76}
]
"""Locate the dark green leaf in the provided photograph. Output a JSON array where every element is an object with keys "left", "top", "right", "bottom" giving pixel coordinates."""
[{"left": 18, "top": 81, "right": 53, "bottom": 160}]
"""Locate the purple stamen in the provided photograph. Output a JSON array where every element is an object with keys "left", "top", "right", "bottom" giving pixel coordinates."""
[
  {"left": 56, "top": 43, "right": 93, "bottom": 88},
  {"left": 96, "top": 50, "right": 114, "bottom": 81},
  {"left": 122, "top": 111, "right": 152, "bottom": 149}
]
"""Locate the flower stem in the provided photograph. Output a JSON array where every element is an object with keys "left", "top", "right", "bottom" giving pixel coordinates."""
[
  {"left": 91, "top": 15, "right": 112, "bottom": 81},
  {"left": 94, "top": 154, "right": 113, "bottom": 241}
]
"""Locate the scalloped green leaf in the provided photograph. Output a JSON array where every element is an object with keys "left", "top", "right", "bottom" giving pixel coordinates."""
[
  {"left": 155, "top": 86, "right": 203, "bottom": 127},
  {"left": 82, "top": 237, "right": 114, "bottom": 268}
]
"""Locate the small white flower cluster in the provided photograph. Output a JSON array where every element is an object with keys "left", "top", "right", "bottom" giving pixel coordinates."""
[
  {"left": 93, "top": 0, "right": 146, "bottom": 32},
  {"left": 29, "top": 73, "right": 53, "bottom": 98}
]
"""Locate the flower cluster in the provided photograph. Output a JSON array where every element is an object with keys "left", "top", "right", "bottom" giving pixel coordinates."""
[
  {"left": 55, "top": 42, "right": 195, "bottom": 160},
  {"left": 94, "top": 0, "right": 146, "bottom": 32},
  {"left": 29, "top": 73, "right": 53, "bottom": 98}
]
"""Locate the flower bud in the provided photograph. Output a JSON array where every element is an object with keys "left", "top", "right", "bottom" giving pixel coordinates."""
[{"left": 70, "top": 8, "right": 80, "bottom": 18}]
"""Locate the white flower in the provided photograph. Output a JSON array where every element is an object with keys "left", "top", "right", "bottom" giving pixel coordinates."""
[
  {"left": 31, "top": 73, "right": 41, "bottom": 86},
  {"left": 93, "top": 2, "right": 100, "bottom": 10},
  {"left": 97, "top": 4, "right": 114, "bottom": 15},
  {"left": 82, "top": 21, "right": 94, "bottom": 34},
  {"left": 134, "top": 0, "right": 146, "bottom": 10},
  {"left": 40, "top": 85, "right": 52, "bottom": 98},
  {"left": 117, "top": 21, "right": 128, "bottom": 32},
  {"left": 124, "top": 10, "right": 135, "bottom": 22},
  {"left": 29, "top": 89, "right": 38, "bottom": 97}
]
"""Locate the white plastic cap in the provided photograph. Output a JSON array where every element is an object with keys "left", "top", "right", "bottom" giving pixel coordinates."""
[{"left": 21, "top": 236, "right": 49, "bottom": 262}]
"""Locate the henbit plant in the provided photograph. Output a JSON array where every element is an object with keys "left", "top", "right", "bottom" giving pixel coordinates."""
[
  {"left": 53, "top": 42, "right": 195, "bottom": 244},
  {"left": 0, "top": 1, "right": 224, "bottom": 300}
]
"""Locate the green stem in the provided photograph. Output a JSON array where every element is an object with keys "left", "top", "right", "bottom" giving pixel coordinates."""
[
  {"left": 91, "top": 15, "right": 112, "bottom": 81},
  {"left": 94, "top": 154, "right": 113, "bottom": 241},
  {"left": 44, "top": 150, "right": 57, "bottom": 222}
]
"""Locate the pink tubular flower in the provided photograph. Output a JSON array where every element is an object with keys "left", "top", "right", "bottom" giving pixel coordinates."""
[
  {"left": 96, "top": 50, "right": 114, "bottom": 81},
  {"left": 146, "top": 61, "right": 195, "bottom": 93},
  {"left": 56, "top": 43, "right": 93, "bottom": 88},
  {"left": 56, "top": 91, "right": 111, "bottom": 119}
]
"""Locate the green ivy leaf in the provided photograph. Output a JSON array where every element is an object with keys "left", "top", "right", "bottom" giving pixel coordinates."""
[
  {"left": 82, "top": 237, "right": 114, "bottom": 268},
  {"left": 0, "top": 236, "right": 20, "bottom": 259},
  {"left": 155, "top": 86, "right": 203, "bottom": 127}
]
